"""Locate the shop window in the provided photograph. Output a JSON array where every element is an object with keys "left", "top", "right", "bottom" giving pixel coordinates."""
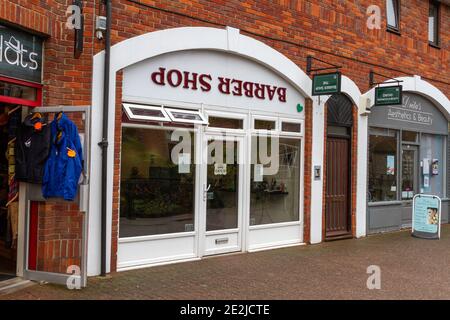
[
  {"left": 281, "top": 121, "right": 302, "bottom": 134},
  {"left": 165, "top": 108, "right": 208, "bottom": 125},
  {"left": 254, "top": 119, "right": 276, "bottom": 131},
  {"left": 428, "top": 1, "right": 440, "bottom": 46},
  {"left": 208, "top": 116, "right": 243, "bottom": 130},
  {"left": 386, "top": 0, "right": 400, "bottom": 32},
  {"left": 368, "top": 128, "right": 398, "bottom": 202},
  {"left": 420, "top": 134, "right": 444, "bottom": 198},
  {"left": 402, "top": 131, "right": 418, "bottom": 143},
  {"left": 119, "top": 127, "right": 195, "bottom": 237},
  {"left": 250, "top": 136, "right": 301, "bottom": 225},
  {"left": 122, "top": 103, "right": 170, "bottom": 122}
]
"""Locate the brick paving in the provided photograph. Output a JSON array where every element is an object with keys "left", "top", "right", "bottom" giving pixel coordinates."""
[{"left": 2, "top": 225, "right": 450, "bottom": 300}]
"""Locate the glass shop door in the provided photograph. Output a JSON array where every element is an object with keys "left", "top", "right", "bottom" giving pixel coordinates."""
[{"left": 201, "top": 134, "right": 244, "bottom": 256}]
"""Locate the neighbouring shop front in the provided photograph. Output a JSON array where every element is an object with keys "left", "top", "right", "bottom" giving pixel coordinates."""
[
  {"left": 367, "top": 92, "right": 449, "bottom": 233},
  {"left": 0, "top": 23, "right": 89, "bottom": 287},
  {"left": 108, "top": 28, "right": 310, "bottom": 270}
]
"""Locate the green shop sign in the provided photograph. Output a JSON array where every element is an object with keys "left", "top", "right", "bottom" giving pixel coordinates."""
[
  {"left": 375, "top": 85, "right": 402, "bottom": 106},
  {"left": 312, "top": 72, "right": 341, "bottom": 96}
]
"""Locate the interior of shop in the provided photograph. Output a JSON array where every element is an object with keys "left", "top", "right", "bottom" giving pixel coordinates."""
[{"left": 0, "top": 103, "right": 21, "bottom": 281}]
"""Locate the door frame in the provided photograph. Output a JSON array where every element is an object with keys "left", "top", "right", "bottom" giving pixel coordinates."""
[
  {"left": 199, "top": 132, "right": 245, "bottom": 257},
  {"left": 400, "top": 144, "right": 419, "bottom": 200},
  {"left": 325, "top": 130, "right": 352, "bottom": 239}
]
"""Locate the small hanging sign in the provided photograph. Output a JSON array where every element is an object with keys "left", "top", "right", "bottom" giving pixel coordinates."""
[
  {"left": 312, "top": 72, "right": 342, "bottom": 96},
  {"left": 374, "top": 85, "right": 402, "bottom": 106},
  {"left": 412, "top": 194, "right": 441, "bottom": 240}
]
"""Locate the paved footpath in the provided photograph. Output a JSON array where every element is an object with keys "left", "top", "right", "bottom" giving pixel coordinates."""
[{"left": 2, "top": 225, "right": 450, "bottom": 300}]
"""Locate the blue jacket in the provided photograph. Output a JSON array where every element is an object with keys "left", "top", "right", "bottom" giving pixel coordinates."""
[{"left": 42, "top": 112, "right": 83, "bottom": 201}]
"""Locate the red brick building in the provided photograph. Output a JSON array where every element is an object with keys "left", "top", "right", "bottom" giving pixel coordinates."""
[{"left": 0, "top": 1, "right": 448, "bottom": 286}]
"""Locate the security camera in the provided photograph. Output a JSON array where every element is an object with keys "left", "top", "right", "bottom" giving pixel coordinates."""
[
  {"left": 96, "top": 30, "right": 104, "bottom": 40},
  {"left": 95, "top": 16, "right": 107, "bottom": 40}
]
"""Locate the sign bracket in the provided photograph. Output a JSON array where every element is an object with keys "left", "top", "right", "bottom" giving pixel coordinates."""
[
  {"left": 369, "top": 70, "right": 403, "bottom": 87},
  {"left": 307, "top": 56, "right": 342, "bottom": 75}
]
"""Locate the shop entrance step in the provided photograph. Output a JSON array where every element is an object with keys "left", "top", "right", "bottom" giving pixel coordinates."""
[{"left": 0, "top": 277, "right": 35, "bottom": 296}]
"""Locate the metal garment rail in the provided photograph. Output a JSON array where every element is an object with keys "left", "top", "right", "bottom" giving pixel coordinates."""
[{"left": 22, "top": 105, "right": 91, "bottom": 288}]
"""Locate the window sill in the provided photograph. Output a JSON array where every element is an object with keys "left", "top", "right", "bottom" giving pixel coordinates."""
[
  {"left": 386, "top": 27, "right": 401, "bottom": 36},
  {"left": 429, "top": 42, "right": 441, "bottom": 49}
]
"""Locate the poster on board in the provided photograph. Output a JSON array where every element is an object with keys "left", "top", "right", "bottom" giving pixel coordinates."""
[{"left": 412, "top": 194, "right": 441, "bottom": 239}]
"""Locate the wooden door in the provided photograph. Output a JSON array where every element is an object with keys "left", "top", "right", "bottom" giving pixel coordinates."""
[{"left": 325, "top": 136, "right": 351, "bottom": 238}]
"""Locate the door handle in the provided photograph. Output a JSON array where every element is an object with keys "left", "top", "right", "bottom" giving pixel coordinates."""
[{"left": 203, "top": 184, "right": 211, "bottom": 201}]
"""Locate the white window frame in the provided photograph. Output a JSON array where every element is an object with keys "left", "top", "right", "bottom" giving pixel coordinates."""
[
  {"left": 251, "top": 115, "right": 279, "bottom": 134},
  {"left": 279, "top": 118, "right": 304, "bottom": 137},
  {"left": 386, "top": 0, "right": 400, "bottom": 31},
  {"left": 122, "top": 103, "right": 171, "bottom": 122},
  {"left": 205, "top": 110, "right": 247, "bottom": 133},
  {"left": 165, "top": 107, "right": 208, "bottom": 125}
]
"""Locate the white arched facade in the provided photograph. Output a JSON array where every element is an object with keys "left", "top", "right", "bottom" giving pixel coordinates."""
[
  {"left": 88, "top": 26, "right": 314, "bottom": 275},
  {"left": 87, "top": 25, "right": 450, "bottom": 275}
]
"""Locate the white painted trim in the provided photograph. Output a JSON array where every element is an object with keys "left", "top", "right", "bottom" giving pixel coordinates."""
[
  {"left": 248, "top": 241, "right": 305, "bottom": 252},
  {"left": 89, "top": 26, "right": 313, "bottom": 275},
  {"left": 310, "top": 96, "right": 325, "bottom": 244},
  {"left": 309, "top": 76, "right": 366, "bottom": 241}
]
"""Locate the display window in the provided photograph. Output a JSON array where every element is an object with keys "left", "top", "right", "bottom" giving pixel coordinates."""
[
  {"left": 119, "top": 126, "right": 196, "bottom": 238},
  {"left": 368, "top": 127, "right": 446, "bottom": 202},
  {"left": 250, "top": 135, "right": 301, "bottom": 225}
]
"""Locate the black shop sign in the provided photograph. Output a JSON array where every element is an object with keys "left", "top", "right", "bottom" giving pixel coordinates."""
[{"left": 0, "top": 24, "right": 43, "bottom": 83}]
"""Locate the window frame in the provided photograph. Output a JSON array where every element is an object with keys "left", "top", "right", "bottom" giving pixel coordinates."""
[
  {"left": 386, "top": 0, "right": 401, "bottom": 34},
  {"left": 122, "top": 103, "right": 171, "bottom": 122},
  {"left": 205, "top": 110, "right": 247, "bottom": 133},
  {"left": 251, "top": 115, "right": 279, "bottom": 134},
  {"left": 118, "top": 123, "right": 198, "bottom": 240},
  {"left": 428, "top": 0, "right": 440, "bottom": 48},
  {"left": 165, "top": 107, "right": 208, "bottom": 125}
]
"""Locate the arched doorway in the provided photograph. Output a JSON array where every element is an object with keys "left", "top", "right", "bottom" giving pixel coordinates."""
[{"left": 325, "top": 93, "right": 354, "bottom": 239}]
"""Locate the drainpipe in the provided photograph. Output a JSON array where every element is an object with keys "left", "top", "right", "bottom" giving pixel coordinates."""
[{"left": 99, "top": 0, "right": 112, "bottom": 277}]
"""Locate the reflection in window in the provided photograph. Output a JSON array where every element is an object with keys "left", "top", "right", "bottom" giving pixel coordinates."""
[
  {"left": 208, "top": 117, "right": 243, "bottom": 129},
  {"left": 386, "top": 0, "right": 400, "bottom": 30},
  {"left": 428, "top": 1, "right": 439, "bottom": 45},
  {"left": 119, "top": 127, "right": 195, "bottom": 237},
  {"left": 254, "top": 119, "right": 276, "bottom": 130},
  {"left": 250, "top": 137, "right": 301, "bottom": 225},
  {"left": 369, "top": 128, "right": 398, "bottom": 202}
]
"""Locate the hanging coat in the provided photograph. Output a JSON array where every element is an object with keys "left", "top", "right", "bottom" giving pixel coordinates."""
[
  {"left": 42, "top": 112, "right": 83, "bottom": 201},
  {"left": 15, "top": 113, "right": 51, "bottom": 184}
]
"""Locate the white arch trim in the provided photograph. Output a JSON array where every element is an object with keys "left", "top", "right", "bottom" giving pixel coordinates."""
[{"left": 87, "top": 26, "right": 313, "bottom": 276}]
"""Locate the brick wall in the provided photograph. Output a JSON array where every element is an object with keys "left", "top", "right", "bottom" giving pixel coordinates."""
[
  {"left": 36, "top": 202, "right": 83, "bottom": 273},
  {"left": 1, "top": 0, "right": 448, "bottom": 272}
]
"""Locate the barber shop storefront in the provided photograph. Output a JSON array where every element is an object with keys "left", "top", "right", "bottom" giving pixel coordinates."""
[
  {"left": 367, "top": 92, "right": 449, "bottom": 233},
  {"left": 109, "top": 28, "right": 309, "bottom": 270}
]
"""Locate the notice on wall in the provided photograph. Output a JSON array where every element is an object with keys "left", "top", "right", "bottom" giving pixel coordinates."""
[
  {"left": 254, "top": 164, "right": 264, "bottom": 182},
  {"left": 214, "top": 163, "right": 227, "bottom": 175},
  {"left": 178, "top": 153, "right": 191, "bottom": 174},
  {"left": 386, "top": 155, "right": 395, "bottom": 175},
  {"left": 412, "top": 194, "right": 441, "bottom": 239}
]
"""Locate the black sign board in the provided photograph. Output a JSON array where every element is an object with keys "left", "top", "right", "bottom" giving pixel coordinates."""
[
  {"left": 312, "top": 72, "right": 341, "bottom": 96},
  {"left": 374, "top": 85, "right": 402, "bottom": 106},
  {"left": 0, "top": 24, "right": 43, "bottom": 83}
]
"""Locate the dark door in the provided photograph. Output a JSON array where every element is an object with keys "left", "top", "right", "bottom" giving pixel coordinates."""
[{"left": 325, "top": 135, "right": 351, "bottom": 238}]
